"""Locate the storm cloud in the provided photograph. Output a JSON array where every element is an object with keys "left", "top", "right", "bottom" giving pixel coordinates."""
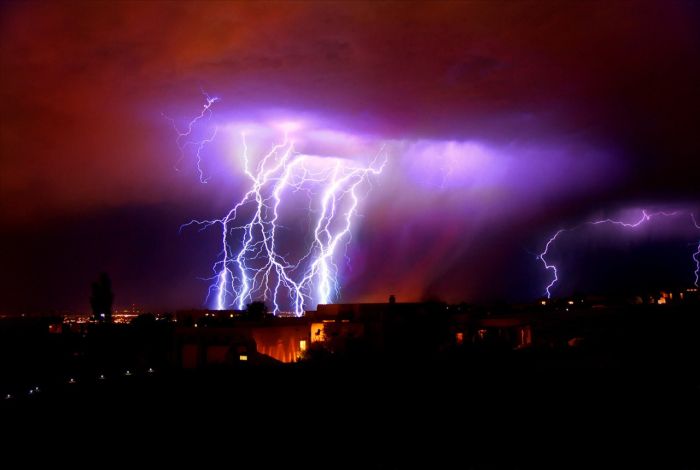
[{"left": 1, "top": 1, "right": 698, "bottom": 311}]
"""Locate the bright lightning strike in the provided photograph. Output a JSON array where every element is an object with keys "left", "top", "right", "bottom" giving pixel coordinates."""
[
  {"left": 538, "top": 209, "right": 700, "bottom": 298},
  {"left": 173, "top": 96, "right": 386, "bottom": 315},
  {"left": 164, "top": 91, "right": 219, "bottom": 183},
  {"left": 692, "top": 214, "right": 700, "bottom": 288}
]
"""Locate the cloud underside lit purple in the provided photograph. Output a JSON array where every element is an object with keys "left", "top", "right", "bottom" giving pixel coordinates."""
[{"left": 174, "top": 105, "right": 698, "bottom": 307}]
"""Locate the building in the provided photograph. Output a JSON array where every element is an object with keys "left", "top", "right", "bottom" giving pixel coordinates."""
[{"left": 173, "top": 311, "right": 310, "bottom": 367}]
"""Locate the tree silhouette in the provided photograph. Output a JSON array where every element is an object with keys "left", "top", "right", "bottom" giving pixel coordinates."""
[
  {"left": 90, "top": 272, "right": 114, "bottom": 323},
  {"left": 245, "top": 300, "right": 268, "bottom": 321}
]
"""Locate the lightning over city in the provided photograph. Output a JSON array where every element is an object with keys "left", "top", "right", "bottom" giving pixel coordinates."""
[
  {"left": 4, "top": 3, "right": 700, "bottom": 456},
  {"left": 538, "top": 210, "right": 700, "bottom": 298},
  {"left": 175, "top": 97, "right": 386, "bottom": 315}
]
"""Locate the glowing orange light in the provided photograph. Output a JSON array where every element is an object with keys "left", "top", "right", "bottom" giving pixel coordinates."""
[{"left": 311, "top": 323, "right": 326, "bottom": 342}]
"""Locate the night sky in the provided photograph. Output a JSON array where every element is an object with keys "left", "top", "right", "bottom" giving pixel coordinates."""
[{"left": 1, "top": 1, "right": 699, "bottom": 313}]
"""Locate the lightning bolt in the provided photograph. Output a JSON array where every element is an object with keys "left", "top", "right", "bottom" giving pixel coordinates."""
[
  {"left": 538, "top": 209, "right": 700, "bottom": 298},
  {"left": 692, "top": 214, "right": 700, "bottom": 287},
  {"left": 297, "top": 155, "right": 385, "bottom": 309},
  {"left": 174, "top": 96, "right": 386, "bottom": 315},
  {"left": 163, "top": 91, "right": 219, "bottom": 183}
]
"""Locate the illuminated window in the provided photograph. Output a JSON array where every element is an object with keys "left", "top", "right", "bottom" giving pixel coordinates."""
[
  {"left": 299, "top": 340, "right": 307, "bottom": 351},
  {"left": 311, "top": 323, "right": 326, "bottom": 342},
  {"left": 239, "top": 355, "right": 248, "bottom": 361},
  {"left": 455, "top": 332, "right": 464, "bottom": 345},
  {"left": 540, "top": 301, "right": 547, "bottom": 306}
]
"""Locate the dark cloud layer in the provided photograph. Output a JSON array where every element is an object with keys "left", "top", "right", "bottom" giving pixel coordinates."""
[{"left": 1, "top": 1, "right": 698, "bottom": 312}]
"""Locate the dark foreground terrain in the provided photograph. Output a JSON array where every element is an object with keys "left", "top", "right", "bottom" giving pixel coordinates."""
[
  {"left": 3, "top": 355, "right": 699, "bottom": 468},
  {"left": 2, "top": 304, "right": 699, "bottom": 468}
]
